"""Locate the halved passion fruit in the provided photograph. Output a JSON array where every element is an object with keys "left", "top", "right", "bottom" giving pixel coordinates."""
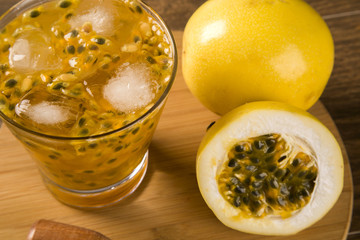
[{"left": 196, "top": 101, "right": 343, "bottom": 235}]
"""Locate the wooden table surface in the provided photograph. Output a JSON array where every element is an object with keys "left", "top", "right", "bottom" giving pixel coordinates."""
[{"left": 0, "top": 0, "right": 359, "bottom": 239}]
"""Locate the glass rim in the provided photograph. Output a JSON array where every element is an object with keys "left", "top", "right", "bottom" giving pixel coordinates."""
[{"left": 0, "top": 0, "right": 178, "bottom": 141}]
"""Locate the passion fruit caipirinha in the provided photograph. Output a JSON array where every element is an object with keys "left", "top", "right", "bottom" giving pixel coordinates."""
[{"left": 196, "top": 101, "right": 343, "bottom": 235}]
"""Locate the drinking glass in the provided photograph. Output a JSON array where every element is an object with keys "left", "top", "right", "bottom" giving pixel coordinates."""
[{"left": 0, "top": 0, "right": 177, "bottom": 208}]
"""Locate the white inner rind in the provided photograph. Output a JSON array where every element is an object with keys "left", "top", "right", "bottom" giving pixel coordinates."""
[{"left": 197, "top": 108, "right": 344, "bottom": 235}]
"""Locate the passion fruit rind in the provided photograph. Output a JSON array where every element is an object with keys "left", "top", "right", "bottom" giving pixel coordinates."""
[
  {"left": 196, "top": 101, "right": 344, "bottom": 235},
  {"left": 218, "top": 133, "right": 318, "bottom": 219}
]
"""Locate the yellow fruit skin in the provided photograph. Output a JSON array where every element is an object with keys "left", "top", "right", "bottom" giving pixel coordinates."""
[{"left": 183, "top": 0, "right": 334, "bottom": 115}]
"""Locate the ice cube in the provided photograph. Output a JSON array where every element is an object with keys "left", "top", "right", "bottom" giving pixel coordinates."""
[
  {"left": 15, "top": 87, "right": 83, "bottom": 134},
  {"left": 16, "top": 101, "right": 69, "bottom": 125},
  {"left": 68, "top": 0, "right": 138, "bottom": 37},
  {"left": 9, "top": 29, "right": 60, "bottom": 74},
  {"left": 103, "top": 63, "right": 155, "bottom": 113},
  {"left": 68, "top": 0, "right": 116, "bottom": 36}
]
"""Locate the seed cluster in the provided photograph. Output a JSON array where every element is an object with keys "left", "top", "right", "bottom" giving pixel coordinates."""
[{"left": 218, "top": 134, "right": 318, "bottom": 218}]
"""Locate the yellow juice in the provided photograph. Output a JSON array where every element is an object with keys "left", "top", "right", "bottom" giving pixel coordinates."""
[{"left": 0, "top": 0, "right": 176, "bottom": 208}]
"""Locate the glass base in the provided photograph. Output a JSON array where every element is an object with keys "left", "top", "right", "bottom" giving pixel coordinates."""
[{"left": 42, "top": 151, "right": 148, "bottom": 209}]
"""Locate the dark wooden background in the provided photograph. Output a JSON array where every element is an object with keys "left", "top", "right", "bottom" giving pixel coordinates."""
[{"left": 0, "top": 0, "right": 359, "bottom": 239}]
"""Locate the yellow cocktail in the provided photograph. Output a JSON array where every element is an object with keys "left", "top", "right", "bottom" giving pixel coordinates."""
[{"left": 0, "top": 0, "right": 177, "bottom": 208}]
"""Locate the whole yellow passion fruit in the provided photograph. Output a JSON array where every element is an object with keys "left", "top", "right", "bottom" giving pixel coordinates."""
[
  {"left": 197, "top": 101, "right": 343, "bottom": 235},
  {"left": 182, "top": 0, "right": 334, "bottom": 115}
]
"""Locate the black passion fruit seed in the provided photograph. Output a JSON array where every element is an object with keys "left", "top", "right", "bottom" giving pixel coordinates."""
[
  {"left": 245, "top": 165, "right": 256, "bottom": 172},
  {"left": 250, "top": 157, "right": 260, "bottom": 164},
  {"left": 132, "top": 127, "right": 140, "bottom": 135},
  {"left": 236, "top": 153, "right": 246, "bottom": 159},
  {"left": 112, "top": 55, "right": 121, "bottom": 62},
  {"left": 107, "top": 158, "right": 117, "bottom": 164},
  {"left": 292, "top": 158, "right": 300, "bottom": 167},
  {"left": 92, "top": 37, "right": 106, "bottom": 45},
  {"left": 266, "top": 146, "right": 275, "bottom": 153},
  {"left": 254, "top": 140, "right": 265, "bottom": 150},
  {"left": 48, "top": 154, "right": 58, "bottom": 159},
  {"left": 217, "top": 133, "right": 318, "bottom": 218},
  {"left": 79, "top": 128, "right": 89, "bottom": 136},
  {"left": 52, "top": 82, "right": 64, "bottom": 90},
  {"left": 0, "top": 64, "right": 8, "bottom": 72},
  {"left": 78, "top": 117, "right": 86, "bottom": 127},
  {"left": 70, "top": 29, "right": 79, "bottom": 38},
  {"left": 5, "top": 79, "right": 17, "bottom": 88},
  {"left": 235, "top": 185, "right": 246, "bottom": 194},
  {"left": 268, "top": 164, "right": 277, "bottom": 172},
  {"left": 89, "top": 44, "right": 99, "bottom": 50},
  {"left": 77, "top": 45, "right": 85, "bottom": 53},
  {"left": 114, "top": 145, "right": 123, "bottom": 152},
  {"left": 252, "top": 181, "right": 262, "bottom": 188},
  {"left": 59, "top": 1, "right": 72, "bottom": 8},
  {"left": 30, "top": 10, "right": 40, "bottom": 18},
  {"left": 65, "top": 13, "right": 73, "bottom": 19},
  {"left": 278, "top": 155, "right": 287, "bottom": 162},
  {"left": 255, "top": 172, "right": 267, "bottom": 180},
  {"left": 8, "top": 104, "right": 15, "bottom": 111},
  {"left": 67, "top": 45, "right": 75, "bottom": 54},
  {"left": 134, "top": 36, "right": 141, "bottom": 43},
  {"left": 146, "top": 56, "right": 156, "bottom": 64},
  {"left": 88, "top": 143, "right": 98, "bottom": 149},
  {"left": 235, "top": 144, "right": 244, "bottom": 152},
  {"left": 135, "top": 5, "right": 143, "bottom": 14},
  {"left": 228, "top": 158, "right": 237, "bottom": 167}
]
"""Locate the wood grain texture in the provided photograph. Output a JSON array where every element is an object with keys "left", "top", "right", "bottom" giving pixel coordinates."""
[
  {"left": 0, "top": 0, "right": 359, "bottom": 238},
  {"left": 321, "top": 12, "right": 360, "bottom": 236},
  {"left": 0, "top": 31, "right": 353, "bottom": 240}
]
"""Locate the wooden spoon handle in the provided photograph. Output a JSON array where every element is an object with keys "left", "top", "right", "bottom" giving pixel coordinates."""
[{"left": 28, "top": 219, "right": 111, "bottom": 240}]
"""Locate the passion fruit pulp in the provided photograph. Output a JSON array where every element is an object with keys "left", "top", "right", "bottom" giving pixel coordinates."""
[
  {"left": 197, "top": 101, "right": 343, "bottom": 235},
  {"left": 218, "top": 133, "right": 318, "bottom": 219}
]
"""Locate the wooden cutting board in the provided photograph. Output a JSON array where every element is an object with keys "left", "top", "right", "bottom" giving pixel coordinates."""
[{"left": 0, "top": 31, "right": 353, "bottom": 240}]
